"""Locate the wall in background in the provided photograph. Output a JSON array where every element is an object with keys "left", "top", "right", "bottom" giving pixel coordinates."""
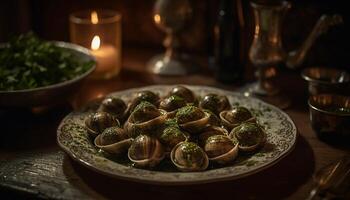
[{"left": 0, "top": 0, "right": 349, "bottom": 70}]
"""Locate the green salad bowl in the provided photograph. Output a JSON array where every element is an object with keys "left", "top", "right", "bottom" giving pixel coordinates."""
[{"left": 0, "top": 42, "right": 96, "bottom": 108}]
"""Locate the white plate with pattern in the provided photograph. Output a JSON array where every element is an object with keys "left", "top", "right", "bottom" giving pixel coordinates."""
[{"left": 57, "top": 85, "right": 297, "bottom": 185}]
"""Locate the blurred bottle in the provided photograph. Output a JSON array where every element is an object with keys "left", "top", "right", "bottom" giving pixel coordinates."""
[{"left": 214, "top": 0, "right": 244, "bottom": 83}]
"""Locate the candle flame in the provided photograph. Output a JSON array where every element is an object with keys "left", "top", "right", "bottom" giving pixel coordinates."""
[
  {"left": 91, "top": 35, "right": 100, "bottom": 50},
  {"left": 91, "top": 11, "right": 99, "bottom": 24},
  {"left": 154, "top": 14, "right": 161, "bottom": 24}
]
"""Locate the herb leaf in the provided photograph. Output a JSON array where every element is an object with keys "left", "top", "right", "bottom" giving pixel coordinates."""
[{"left": 0, "top": 32, "right": 95, "bottom": 90}]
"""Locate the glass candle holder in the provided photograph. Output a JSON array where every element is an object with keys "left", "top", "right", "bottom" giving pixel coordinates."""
[{"left": 70, "top": 10, "right": 122, "bottom": 79}]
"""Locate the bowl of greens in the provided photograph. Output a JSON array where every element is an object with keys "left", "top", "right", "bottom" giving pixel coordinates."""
[{"left": 0, "top": 33, "right": 96, "bottom": 107}]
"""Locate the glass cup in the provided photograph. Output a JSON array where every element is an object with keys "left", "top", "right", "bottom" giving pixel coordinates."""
[{"left": 70, "top": 10, "right": 122, "bottom": 79}]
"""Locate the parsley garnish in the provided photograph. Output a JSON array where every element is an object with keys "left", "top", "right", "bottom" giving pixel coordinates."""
[{"left": 0, "top": 33, "right": 94, "bottom": 90}]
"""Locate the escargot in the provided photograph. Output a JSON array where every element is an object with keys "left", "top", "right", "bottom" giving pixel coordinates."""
[
  {"left": 204, "top": 135, "right": 238, "bottom": 164},
  {"left": 159, "top": 95, "right": 187, "bottom": 112},
  {"left": 98, "top": 97, "right": 127, "bottom": 122},
  {"left": 170, "top": 141, "right": 209, "bottom": 172},
  {"left": 94, "top": 126, "right": 132, "bottom": 154},
  {"left": 128, "top": 135, "right": 165, "bottom": 168},
  {"left": 229, "top": 122, "right": 266, "bottom": 152},
  {"left": 176, "top": 105, "right": 210, "bottom": 134},
  {"left": 127, "top": 90, "right": 160, "bottom": 114},
  {"left": 168, "top": 86, "right": 196, "bottom": 104},
  {"left": 158, "top": 126, "right": 189, "bottom": 154},
  {"left": 220, "top": 106, "right": 255, "bottom": 131},
  {"left": 198, "top": 126, "right": 228, "bottom": 147},
  {"left": 199, "top": 93, "right": 231, "bottom": 115},
  {"left": 124, "top": 101, "right": 167, "bottom": 138},
  {"left": 85, "top": 112, "right": 120, "bottom": 137}
]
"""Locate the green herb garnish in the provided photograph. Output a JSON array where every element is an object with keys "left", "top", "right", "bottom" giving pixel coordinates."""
[
  {"left": 0, "top": 32, "right": 94, "bottom": 90},
  {"left": 181, "top": 142, "right": 202, "bottom": 154},
  {"left": 131, "top": 101, "right": 160, "bottom": 123},
  {"left": 176, "top": 105, "right": 204, "bottom": 124},
  {"left": 164, "top": 118, "right": 179, "bottom": 128}
]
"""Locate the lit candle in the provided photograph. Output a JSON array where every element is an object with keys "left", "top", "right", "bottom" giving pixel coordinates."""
[
  {"left": 91, "top": 11, "right": 98, "bottom": 24},
  {"left": 70, "top": 10, "right": 122, "bottom": 79},
  {"left": 90, "top": 35, "right": 118, "bottom": 75}
]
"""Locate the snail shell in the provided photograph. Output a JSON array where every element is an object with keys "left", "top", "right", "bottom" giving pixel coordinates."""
[
  {"left": 94, "top": 127, "right": 132, "bottom": 154},
  {"left": 124, "top": 102, "right": 167, "bottom": 138},
  {"left": 159, "top": 95, "right": 187, "bottom": 112},
  {"left": 198, "top": 126, "right": 228, "bottom": 147},
  {"left": 199, "top": 93, "right": 231, "bottom": 115},
  {"left": 229, "top": 122, "right": 266, "bottom": 152},
  {"left": 128, "top": 135, "right": 165, "bottom": 168},
  {"left": 220, "top": 107, "right": 255, "bottom": 131},
  {"left": 176, "top": 106, "right": 210, "bottom": 134},
  {"left": 204, "top": 135, "right": 238, "bottom": 164},
  {"left": 85, "top": 112, "right": 120, "bottom": 137},
  {"left": 203, "top": 109, "right": 222, "bottom": 127},
  {"left": 158, "top": 126, "right": 189, "bottom": 154},
  {"left": 126, "top": 90, "right": 160, "bottom": 116},
  {"left": 98, "top": 97, "right": 127, "bottom": 122},
  {"left": 170, "top": 141, "right": 209, "bottom": 172},
  {"left": 129, "top": 101, "right": 162, "bottom": 123},
  {"left": 168, "top": 86, "right": 196, "bottom": 104}
]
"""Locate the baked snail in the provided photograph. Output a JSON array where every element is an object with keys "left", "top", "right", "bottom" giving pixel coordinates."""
[
  {"left": 159, "top": 95, "right": 187, "bottom": 112},
  {"left": 126, "top": 90, "right": 160, "bottom": 116},
  {"left": 176, "top": 105, "right": 210, "bottom": 134},
  {"left": 124, "top": 101, "right": 167, "bottom": 138},
  {"left": 198, "top": 126, "right": 228, "bottom": 147},
  {"left": 204, "top": 135, "right": 238, "bottom": 164},
  {"left": 98, "top": 97, "right": 127, "bottom": 122},
  {"left": 168, "top": 85, "right": 196, "bottom": 104},
  {"left": 199, "top": 93, "right": 231, "bottom": 115},
  {"left": 170, "top": 141, "right": 209, "bottom": 172},
  {"left": 85, "top": 111, "right": 120, "bottom": 137},
  {"left": 229, "top": 122, "right": 266, "bottom": 152},
  {"left": 158, "top": 126, "right": 189, "bottom": 154},
  {"left": 220, "top": 106, "right": 255, "bottom": 131},
  {"left": 128, "top": 135, "right": 165, "bottom": 168},
  {"left": 94, "top": 126, "right": 132, "bottom": 154}
]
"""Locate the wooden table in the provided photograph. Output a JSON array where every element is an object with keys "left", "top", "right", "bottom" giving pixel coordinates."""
[{"left": 0, "top": 48, "right": 349, "bottom": 200}]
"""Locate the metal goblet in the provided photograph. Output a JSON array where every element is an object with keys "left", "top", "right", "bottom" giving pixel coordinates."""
[{"left": 147, "top": 0, "right": 198, "bottom": 75}]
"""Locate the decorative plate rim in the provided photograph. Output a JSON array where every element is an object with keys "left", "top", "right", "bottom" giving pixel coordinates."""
[{"left": 57, "top": 85, "right": 297, "bottom": 185}]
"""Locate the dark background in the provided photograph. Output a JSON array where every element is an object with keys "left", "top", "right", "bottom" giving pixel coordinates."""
[{"left": 0, "top": 0, "right": 349, "bottom": 73}]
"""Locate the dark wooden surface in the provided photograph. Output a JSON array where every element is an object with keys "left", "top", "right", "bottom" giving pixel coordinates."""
[{"left": 0, "top": 48, "right": 349, "bottom": 200}]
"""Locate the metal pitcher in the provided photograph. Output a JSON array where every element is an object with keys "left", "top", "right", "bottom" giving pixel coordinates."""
[{"left": 248, "top": 0, "right": 342, "bottom": 96}]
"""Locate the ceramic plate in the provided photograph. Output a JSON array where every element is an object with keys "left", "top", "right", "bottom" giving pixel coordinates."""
[{"left": 57, "top": 85, "right": 297, "bottom": 185}]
